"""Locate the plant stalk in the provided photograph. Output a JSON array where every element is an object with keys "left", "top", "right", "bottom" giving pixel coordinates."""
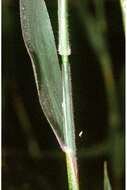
[
  {"left": 58, "top": 0, "right": 71, "bottom": 56},
  {"left": 58, "top": 0, "right": 79, "bottom": 189},
  {"left": 62, "top": 55, "right": 79, "bottom": 190},
  {"left": 65, "top": 149, "right": 79, "bottom": 190}
]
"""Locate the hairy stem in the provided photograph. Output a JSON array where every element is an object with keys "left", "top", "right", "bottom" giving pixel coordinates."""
[
  {"left": 62, "top": 55, "right": 79, "bottom": 190},
  {"left": 58, "top": 0, "right": 79, "bottom": 189},
  {"left": 58, "top": 0, "right": 71, "bottom": 55}
]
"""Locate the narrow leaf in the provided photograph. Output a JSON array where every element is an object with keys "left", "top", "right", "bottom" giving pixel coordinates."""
[
  {"left": 20, "top": 0, "right": 64, "bottom": 148},
  {"left": 104, "top": 161, "right": 112, "bottom": 190}
]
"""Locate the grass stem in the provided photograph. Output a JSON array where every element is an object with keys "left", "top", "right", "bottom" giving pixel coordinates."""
[
  {"left": 65, "top": 150, "right": 79, "bottom": 190},
  {"left": 58, "top": 0, "right": 71, "bottom": 55},
  {"left": 58, "top": 1, "right": 79, "bottom": 189},
  {"left": 62, "top": 56, "right": 79, "bottom": 190}
]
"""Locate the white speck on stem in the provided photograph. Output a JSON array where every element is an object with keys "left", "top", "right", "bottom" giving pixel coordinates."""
[{"left": 79, "top": 131, "right": 83, "bottom": 137}]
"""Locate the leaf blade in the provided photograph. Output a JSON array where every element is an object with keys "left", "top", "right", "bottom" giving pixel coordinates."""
[{"left": 20, "top": 0, "right": 64, "bottom": 148}]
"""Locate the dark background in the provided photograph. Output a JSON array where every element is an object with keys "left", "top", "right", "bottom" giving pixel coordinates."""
[{"left": 2, "top": 0, "right": 125, "bottom": 189}]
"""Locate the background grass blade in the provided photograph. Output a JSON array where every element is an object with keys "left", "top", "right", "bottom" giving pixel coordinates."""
[
  {"left": 104, "top": 161, "right": 112, "bottom": 190},
  {"left": 20, "top": 0, "right": 64, "bottom": 149},
  {"left": 120, "top": 0, "right": 126, "bottom": 29}
]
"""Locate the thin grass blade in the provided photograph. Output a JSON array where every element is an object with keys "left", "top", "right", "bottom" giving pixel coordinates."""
[
  {"left": 104, "top": 161, "right": 112, "bottom": 190},
  {"left": 120, "top": 0, "right": 126, "bottom": 29},
  {"left": 20, "top": 0, "right": 64, "bottom": 149}
]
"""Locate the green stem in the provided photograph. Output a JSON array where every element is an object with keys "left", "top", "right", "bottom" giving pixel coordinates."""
[
  {"left": 62, "top": 56, "right": 79, "bottom": 190},
  {"left": 58, "top": 0, "right": 71, "bottom": 55},
  {"left": 62, "top": 56, "right": 75, "bottom": 150},
  {"left": 65, "top": 150, "right": 79, "bottom": 190},
  {"left": 58, "top": 0, "right": 79, "bottom": 189},
  {"left": 62, "top": 57, "right": 79, "bottom": 190}
]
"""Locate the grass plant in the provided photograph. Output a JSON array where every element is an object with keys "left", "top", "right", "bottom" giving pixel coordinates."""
[
  {"left": 20, "top": 0, "right": 79, "bottom": 189},
  {"left": 19, "top": 0, "right": 124, "bottom": 189}
]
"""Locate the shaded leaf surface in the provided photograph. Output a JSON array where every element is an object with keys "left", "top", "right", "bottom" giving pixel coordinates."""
[{"left": 20, "top": 0, "right": 64, "bottom": 148}]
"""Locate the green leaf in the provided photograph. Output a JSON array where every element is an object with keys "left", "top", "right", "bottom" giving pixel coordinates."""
[
  {"left": 20, "top": 0, "right": 64, "bottom": 149},
  {"left": 104, "top": 161, "right": 112, "bottom": 190}
]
